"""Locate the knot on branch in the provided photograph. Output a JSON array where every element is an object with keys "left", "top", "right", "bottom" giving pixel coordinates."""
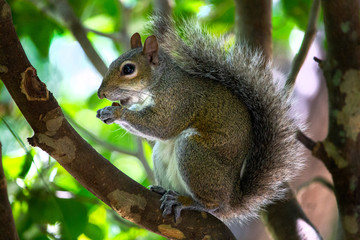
[{"left": 20, "top": 67, "right": 49, "bottom": 101}]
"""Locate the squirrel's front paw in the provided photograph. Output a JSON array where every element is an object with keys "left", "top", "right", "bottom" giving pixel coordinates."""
[{"left": 96, "top": 106, "right": 122, "bottom": 124}]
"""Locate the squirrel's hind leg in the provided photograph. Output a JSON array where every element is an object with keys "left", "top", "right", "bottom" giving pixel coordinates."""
[{"left": 173, "top": 133, "right": 236, "bottom": 219}]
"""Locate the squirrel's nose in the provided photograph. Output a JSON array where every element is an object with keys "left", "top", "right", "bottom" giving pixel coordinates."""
[{"left": 97, "top": 89, "right": 105, "bottom": 99}]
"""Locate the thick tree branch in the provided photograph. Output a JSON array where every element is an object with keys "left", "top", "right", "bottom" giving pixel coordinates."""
[
  {"left": 320, "top": 0, "right": 360, "bottom": 239},
  {"left": 0, "top": 143, "right": 19, "bottom": 240},
  {"left": 0, "top": 1, "right": 235, "bottom": 239}
]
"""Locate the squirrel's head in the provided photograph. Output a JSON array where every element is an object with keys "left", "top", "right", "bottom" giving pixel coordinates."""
[{"left": 97, "top": 33, "right": 158, "bottom": 106}]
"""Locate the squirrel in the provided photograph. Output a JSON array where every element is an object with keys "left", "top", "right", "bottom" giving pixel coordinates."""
[{"left": 96, "top": 16, "right": 304, "bottom": 223}]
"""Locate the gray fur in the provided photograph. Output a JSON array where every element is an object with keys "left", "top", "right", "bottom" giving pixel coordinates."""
[{"left": 150, "top": 15, "right": 304, "bottom": 222}]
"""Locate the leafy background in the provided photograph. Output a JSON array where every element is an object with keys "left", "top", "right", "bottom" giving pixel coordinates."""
[{"left": 0, "top": 0, "right": 326, "bottom": 239}]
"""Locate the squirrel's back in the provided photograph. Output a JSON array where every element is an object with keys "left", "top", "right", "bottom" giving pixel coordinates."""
[{"left": 151, "top": 15, "right": 304, "bottom": 221}]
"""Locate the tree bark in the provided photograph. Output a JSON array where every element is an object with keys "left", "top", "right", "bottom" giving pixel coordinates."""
[
  {"left": 320, "top": 0, "right": 360, "bottom": 239},
  {"left": 234, "top": 0, "right": 272, "bottom": 61},
  {"left": 0, "top": 1, "right": 235, "bottom": 239},
  {"left": 0, "top": 143, "right": 19, "bottom": 240},
  {"left": 154, "top": 0, "right": 172, "bottom": 16}
]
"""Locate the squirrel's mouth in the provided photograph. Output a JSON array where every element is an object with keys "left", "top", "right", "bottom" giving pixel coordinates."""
[
  {"left": 119, "top": 97, "right": 131, "bottom": 106},
  {"left": 111, "top": 97, "right": 131, "bottom": 107}
]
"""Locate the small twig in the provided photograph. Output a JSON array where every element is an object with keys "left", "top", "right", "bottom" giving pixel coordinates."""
[
  {"left": 85, "top": 28, "right": 125, "bottom": 42},
  {"left": 296, "top": 130, "right": 316, "bottom": 151},
  {"left": 117, "top": 2, "right": 131, "bottom": 49},
  {"left": 29, "top": 0, "right": 108, "bottom": 77},
  {"left": 297, "top": 176, "right": 334, "bottom": 192},
  {"left": 313, "top": 56, "right": 322, "bottom": 64},
  {"left": 65, "top": 113, "right": 155, "bottom": 183},
  {"left": 313, "top": 56, "right": 324, "bottom": 69},
  {"left": 285, "top": 0, "right": 321, "bottom": 95},
  {"left": 296, "top": 131, "right": 331, "bottom": 168}
]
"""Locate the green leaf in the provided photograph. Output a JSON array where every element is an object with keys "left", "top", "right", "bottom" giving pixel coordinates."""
[
  {"left": 10, "top": 0, "right": 63, "bottom": 57},
  {"left": 2, "top": 118, "right": 35, "bottom": 178},
  {"left": 54, "top": 169, "right": 82, "bottom": 192},
  {"left": 58, "top": 198, "right": 89, "bottom": 239},
  {"left": 32, "top": 234, "right": 50, "bottom": 240},
  {"left": 87, "top": 92, "right": 102, "bottom": 109},
  {"left": 84, "top": 223, "right": 105, "bottom": 240},
  {"left": 282, "top": 0, "right": 311, "bottom": 30},
  {"left": 28, "top": 192, "right": 62, "bottom": 224},
  {"left": 18, "top": 151, "right": 34, "bottom": 178}
]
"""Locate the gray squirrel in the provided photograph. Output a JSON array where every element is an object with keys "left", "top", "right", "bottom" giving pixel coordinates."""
[{"left": 96, "top": 16, "right": 304, "bottom": 222}]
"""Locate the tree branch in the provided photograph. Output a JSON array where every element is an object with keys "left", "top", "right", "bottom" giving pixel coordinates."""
[
  {"left": 0, "top": 1, "right": 235, "bottom": 239},
  {"left": 154, "top": 0, "right": 173, "bottom": 16},
  {"left": 116, "top": 0, "right": 132, "bottom": 49},
  {"left": 234, "top": 0, "right": 272, "bottom": 61},
  {"left": 296, "top": 176, "right": 334, "bottom": 193},
  {"left": 262, "top": 185, "right": 323, "bottom": 240},
  {"left": 296, "top": 131, "right": 330, "bottom": 167},
  {"left": 85, "top": 28, "right": 126, "bottom": 43},
  {"left": 29, "top": 0, "right": 108, "bottom": 77},
  {"left": 285, "top": 0, "right": 321, "bottom": 95},
  {"left": 0, "top": 142, "right": 20, "bottom": 240}
]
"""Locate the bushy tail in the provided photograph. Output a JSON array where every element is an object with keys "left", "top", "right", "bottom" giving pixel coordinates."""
[{"left": 151, "top": 15, "right": 304, "bottom": 220}]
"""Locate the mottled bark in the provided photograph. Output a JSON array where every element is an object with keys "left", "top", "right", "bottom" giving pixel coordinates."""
[
  {"left": 0, "top": 1, "right": 235, "bottom": 239},
  {"left": 319, "top": 0, "right": 360, "bottom": 239}
]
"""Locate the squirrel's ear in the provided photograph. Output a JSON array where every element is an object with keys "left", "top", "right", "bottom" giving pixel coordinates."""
[
  {"left": 143, "top": 35, "right": 159, "bottom": 65},
  {"left": 130, "top": 33, "right": 142, "bottom": 49}
]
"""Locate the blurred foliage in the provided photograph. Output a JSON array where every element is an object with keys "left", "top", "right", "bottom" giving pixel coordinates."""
[{"left": 0, "top": 0, "right": 314, "bottom": 239}]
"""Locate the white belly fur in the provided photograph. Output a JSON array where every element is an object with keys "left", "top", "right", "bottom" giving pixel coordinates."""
[{"left": 153, "top": 131, "right": 194, "bottom": 197}]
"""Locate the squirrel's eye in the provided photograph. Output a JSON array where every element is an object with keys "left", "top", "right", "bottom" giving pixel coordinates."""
[{"left": 122, "top": 64, "right": 135, "bottom": 75}]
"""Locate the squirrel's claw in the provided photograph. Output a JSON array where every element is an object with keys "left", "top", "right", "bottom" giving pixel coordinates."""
[
  {"left": 149, "top": 185, "right": 167, "bottom": 195},
  {"left": 160, "top": 190, "right": 183, "bottom": 222},
  {"left": 150, "top": 186, "right": 183, "bottom": 222},
  {"left": 96, "top": 106, "right": 121, "bottom": 124}
]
